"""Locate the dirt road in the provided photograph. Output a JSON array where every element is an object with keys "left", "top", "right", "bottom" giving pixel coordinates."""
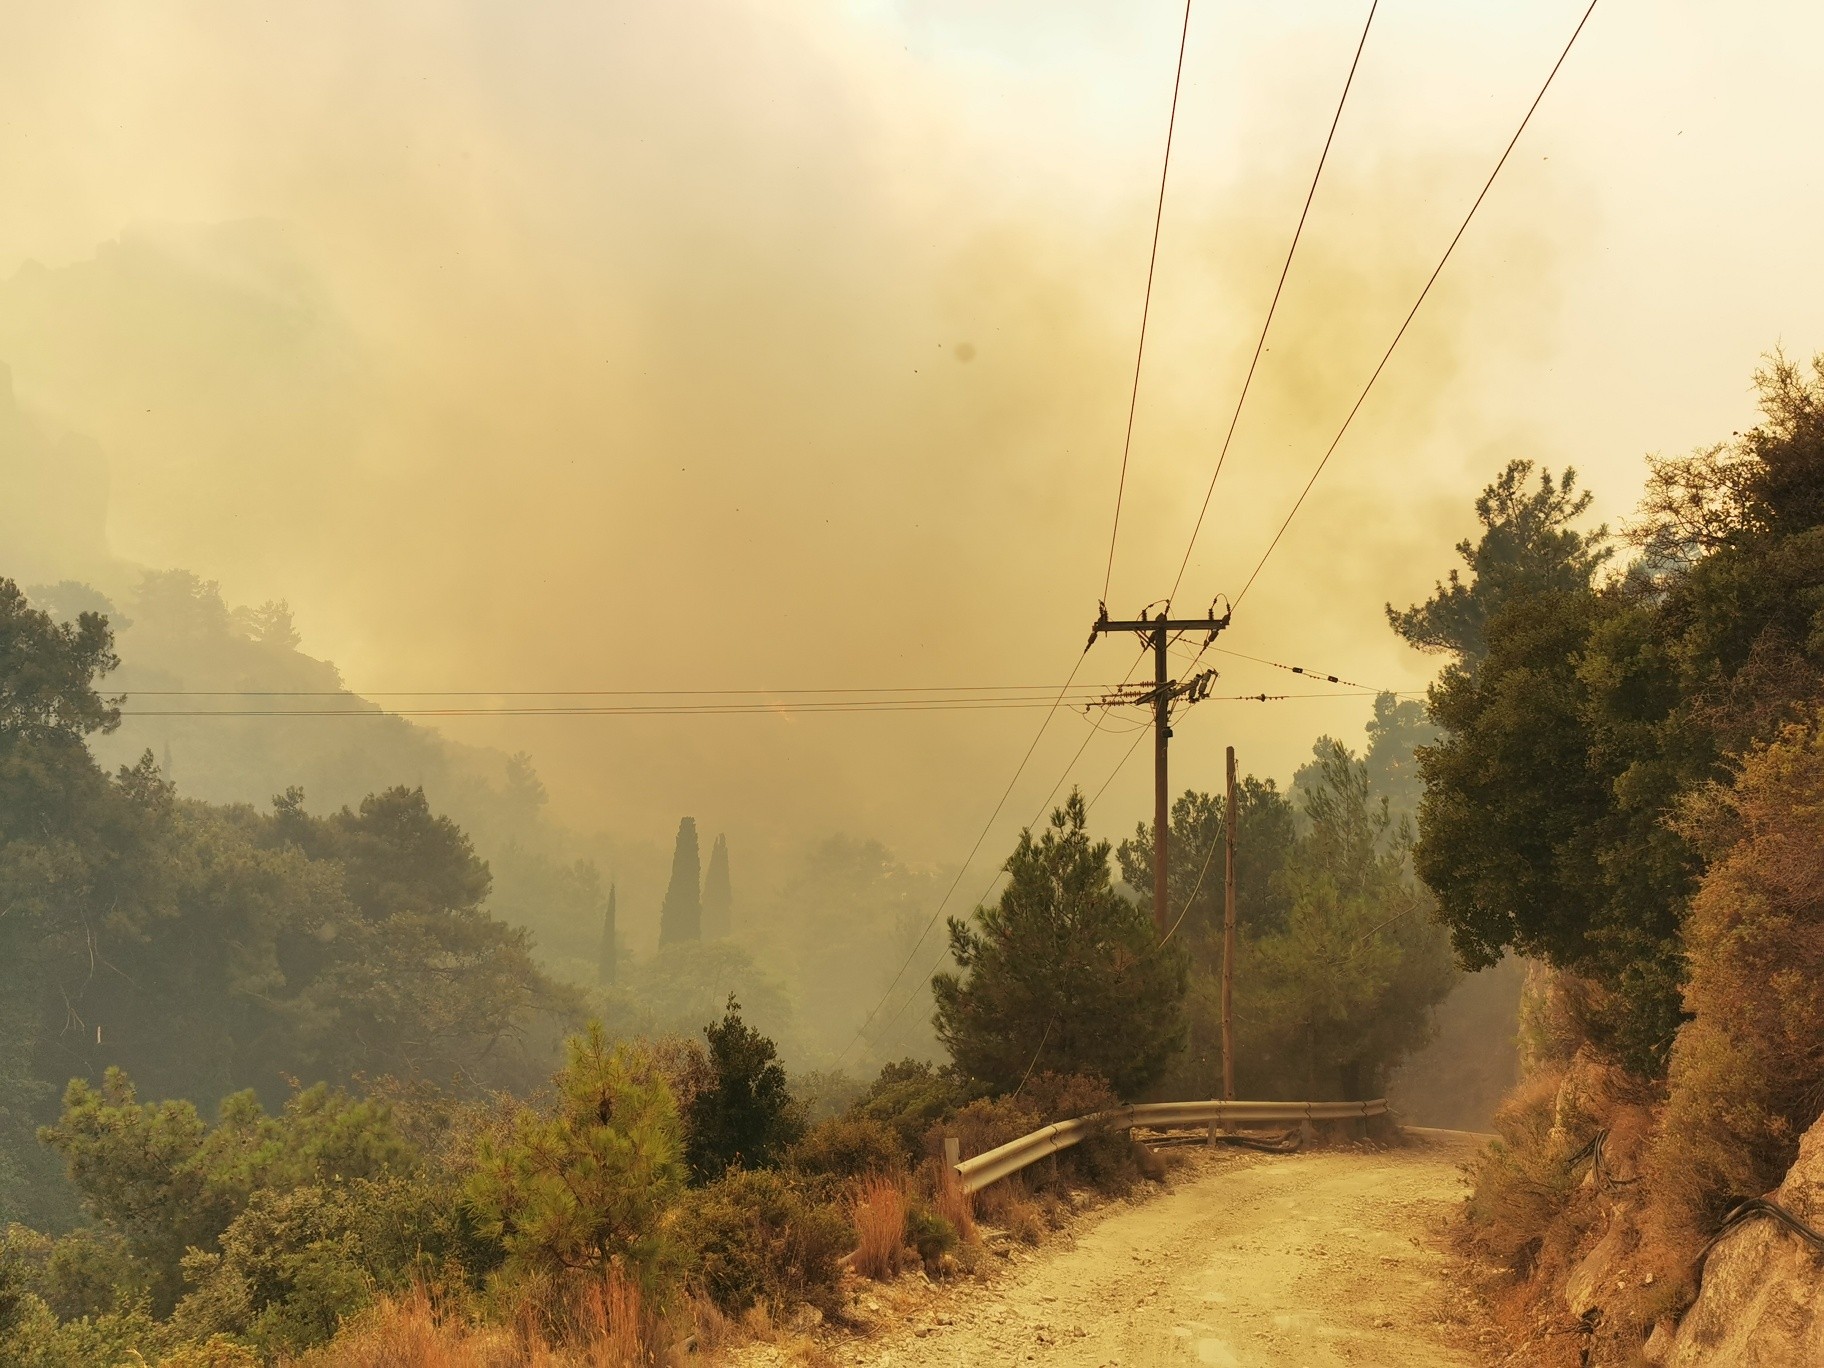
[{"left": 842, "top": 1133, "right": 1493, "bottom": 1367}]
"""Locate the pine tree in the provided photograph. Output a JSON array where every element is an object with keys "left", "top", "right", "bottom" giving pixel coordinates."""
[
  {"left": 702, "top": 834, "right": 732, "bottom": 938},
  {"left": 598, "top": 882, "right": 618, "bottom": 985},
  {"left": 933, "top": 791, "right": 1189, "bottom": 1097},
  {"left": 684, "top": 997, "right": 802, "bottom": 1182},
  {"left": 658, "top": 818, "right": 702, "bottom": 944}
]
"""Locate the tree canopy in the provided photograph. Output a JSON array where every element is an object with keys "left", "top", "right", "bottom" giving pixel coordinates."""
[
  {"left": 933, "top": 791, "right": 1187, "bottom": 1097},
  {"left": 682, "top": 997, "right": 803, "bottom": 1183},
  {"left": 1404, "top": 355, "right": 1824, "bottom": 1073},
  {"left": 0, "top": 577, "right": 572, "bottom": 1226}
]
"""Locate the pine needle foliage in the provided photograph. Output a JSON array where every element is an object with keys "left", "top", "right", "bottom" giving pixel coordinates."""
[
  {"left": 465, "top": 1025, "right": 685, "bottom": 1299},
  {"left": 933, "top": 791, "right": 1187, "bottom": 1097}
]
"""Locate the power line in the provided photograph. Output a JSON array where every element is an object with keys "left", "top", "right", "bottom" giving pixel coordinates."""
[
  {"left": 1087, "top": 720, "right": 1151, "bottom": 813},
  {"left": 1169, "top": 0, "right": 1379, "bottom": 604},
  {"left": 117, "top": 711, "right": 1152, "bottom": 722},
  {"left": 1207, "top": 645, "right": 1399, "bottom": 695},
  {"left": 1102, "top": 0, "right": 1194, "bottom": 606},
  {"left": 1233, "top": 0, "right": 1601, "bottom": 609},
  {"left": 117, "top": 690, "right": 1378, "bottom": 721},
  {"left": 114, "top": 683, "right": 1129, "bottom": 698}
]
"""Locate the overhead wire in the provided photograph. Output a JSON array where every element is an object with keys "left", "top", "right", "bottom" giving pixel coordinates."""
[
  {"left": 1232, "top": 0, "right": 1602, "bottom": 610},
  {"left": 118, "top": 690, "right": 1377, "bottom": 722},
  {"left": 1169, "top": 0, "right": 1380, "bottom": 604},
  {"left": 117, "top": 683, "right": 1129, "bottom": 698},
  {"left": 866, "top": 631, "right": 1391, "bottom": 1052},
  {"left": 1205, "top": 645, "right": 1400, "bottom": 695},
  {"left": 1101, "top": 0, "right": 1195, "bottom": 606},
  {"left": 118, "top": 697, "right": 1129, "bottom": 719}
]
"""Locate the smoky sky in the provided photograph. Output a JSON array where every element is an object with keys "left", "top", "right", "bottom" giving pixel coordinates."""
[{"left": 2, "top": 0, "right": 1822, "bottom": 876}]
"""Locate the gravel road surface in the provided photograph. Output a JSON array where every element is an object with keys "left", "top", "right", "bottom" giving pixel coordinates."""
[{"left": 841, "top": 1132, "right": 1493, "bottom": 1367}]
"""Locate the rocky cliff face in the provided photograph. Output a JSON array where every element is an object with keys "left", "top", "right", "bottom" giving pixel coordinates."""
[{"left": 1663, "top": 1112, "right": 1824, "bottom": 1365}]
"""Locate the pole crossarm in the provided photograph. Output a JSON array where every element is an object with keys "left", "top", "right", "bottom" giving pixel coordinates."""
[{"left": 1087, "top": 606, "right": 1233, "bottom": 649}]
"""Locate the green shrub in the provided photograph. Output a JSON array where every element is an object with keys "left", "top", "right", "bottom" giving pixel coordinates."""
[
  {"left": 1016, "top": 1072, "right": 1138, "bottom": 1194},
  {"left": 924, "top": 1095, "right": 1040, "bottom": 1173},
  {"left": 41, "top": 1227, "right": 145, "bottom": 1322},
  {"left": 155, "top": 1335, "right": 261, "bottom": 1367},
  {"left": 684, "top": 998, "right": 805, "bottom": 1184},
  {"left": 788, "top": 1115, "right": 904, "bottom": 1193},
  {"left": 2, "top": 1223, "right": 152, "bottom": 1326},
  {"left": 903, "top": 1198, "right": 956, "bottom": 1270},
  {"left": 852, "top": 1060, "right": 974, "bottom": 1162},
  {"left": 172, "top": 1186, "right": 375, "bottom": 1356},
  {"left": 466, "top": 1026, "right": 686, "bottom": 1302},
  {"left": 0, "top": 1291, "right": 163, "bottom": 1368},
  {"left": 36, "top": 1069, "right": 416, "bottom": 1314},
  {"left": 677, "top": 1168, "right": 849, "bottom": 1318},
  {"left": 0, "top": 1229, "right": 32, "bottom": 1341},
  {"left": 790, "top": 1069, "right": 868, "bottom": 1123}
]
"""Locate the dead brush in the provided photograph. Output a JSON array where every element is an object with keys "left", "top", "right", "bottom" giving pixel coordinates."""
[
  {"left": 563, "top": 1263, "right": 664, "bottom": 1367},
  {"left": 1465, "top": 1068, "right": 1581, "bottom": 1275},
  {"left": 932, "top": 1165, "right": 976, "bottom": 1245},
  {"left": 288, "top": 1283, "right": 518, "bottom": 1368},
  {"left": 850, "top": 1173, "right": 909, "bottom": 1280},
  {"left": 975, "top": 1176, "right": 1045, "bottom": 1246}
]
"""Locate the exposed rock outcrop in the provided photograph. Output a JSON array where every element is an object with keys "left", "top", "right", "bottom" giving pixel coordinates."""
[{"left": 1668, "top": 1111, "right": 1824, "bottom": 1365}]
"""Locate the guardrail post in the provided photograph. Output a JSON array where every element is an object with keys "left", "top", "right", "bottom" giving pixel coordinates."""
[{"left": 944, "top": 1135, "right": 960, "bottom": 1175}]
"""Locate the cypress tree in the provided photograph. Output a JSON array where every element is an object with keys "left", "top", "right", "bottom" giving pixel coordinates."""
[
  {"left": 598, "top": 882, "right": 617, "bottom": 985},
  {"left": 702, "top": 834, "right": 732, "bottom": 938},
  {"left": 658, "top": 817, "right": 702, "bottom": 944}
]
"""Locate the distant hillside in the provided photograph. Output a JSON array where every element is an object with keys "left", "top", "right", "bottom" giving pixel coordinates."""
[{"left": 24, "top": 573, "right": 665, "bottom": 986}]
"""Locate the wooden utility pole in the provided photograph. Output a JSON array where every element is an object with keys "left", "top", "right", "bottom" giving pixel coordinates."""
[
  {"left": 1222, "top": 745, "right": 1238, "bottom": 1100},
  {"left": 1088, "top": 603, "right": 1230, "bottom": 934}
]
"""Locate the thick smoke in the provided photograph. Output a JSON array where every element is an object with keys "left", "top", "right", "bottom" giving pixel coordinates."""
[{"left": 0, "top": 1, "right": 1576, "bottom": 868}]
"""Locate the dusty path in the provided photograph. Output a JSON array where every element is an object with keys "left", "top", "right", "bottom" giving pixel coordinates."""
[{"left": 840, "top": 1132, "right": 1493, "bottom": 1367}]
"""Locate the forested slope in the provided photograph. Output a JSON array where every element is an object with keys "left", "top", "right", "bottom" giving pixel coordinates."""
[{"left": 1404, "top": 354, "right": 1824, "bottom": 1364}]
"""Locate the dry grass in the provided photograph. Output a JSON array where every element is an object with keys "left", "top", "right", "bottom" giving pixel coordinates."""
[
  {"left": 972, "top": 1179, "right": 1045, "bottom": 1247},
  {"left": 292, "top": 1268, "right": 667, "bottom": 1368},
  {"left": 931, "top": 1167, "right": 976, "bottom": 1246},
  {"left": 290, "top": 1285, "right": 519, "bottom": 1367},
  {"left": 850, "top": 1174, "right": 908, "bottom": 1281},
  {"left": 1464, "top": 1067, "right": 1580, "bottom": 1276},
  {"left": 563, "top": 1267, "right": 661, "bottom": 1366}
]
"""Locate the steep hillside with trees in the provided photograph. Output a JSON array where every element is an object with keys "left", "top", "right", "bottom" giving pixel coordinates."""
[
  {"left": 0, "top": 581, "right": 571, "bottom": 1229},
  {"left": 1411, "top": 354, "right": 1824, "bottom": 1364}
]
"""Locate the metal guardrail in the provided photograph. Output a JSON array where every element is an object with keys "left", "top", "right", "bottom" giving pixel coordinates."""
[{"left": 953, "top": 1097, "right": 1388, "bottom": 1194}]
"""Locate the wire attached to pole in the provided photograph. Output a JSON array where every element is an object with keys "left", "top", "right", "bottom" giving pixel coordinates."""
[
  {"left": 1234, "top": 0, "right": 1602, "bottom": 609},
  {"left": 1101, "top": 0, "right": 1194, "bottom": 606},
  {"left": 1170, "top": 0, "right": 1380, "bottom": 604}
]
